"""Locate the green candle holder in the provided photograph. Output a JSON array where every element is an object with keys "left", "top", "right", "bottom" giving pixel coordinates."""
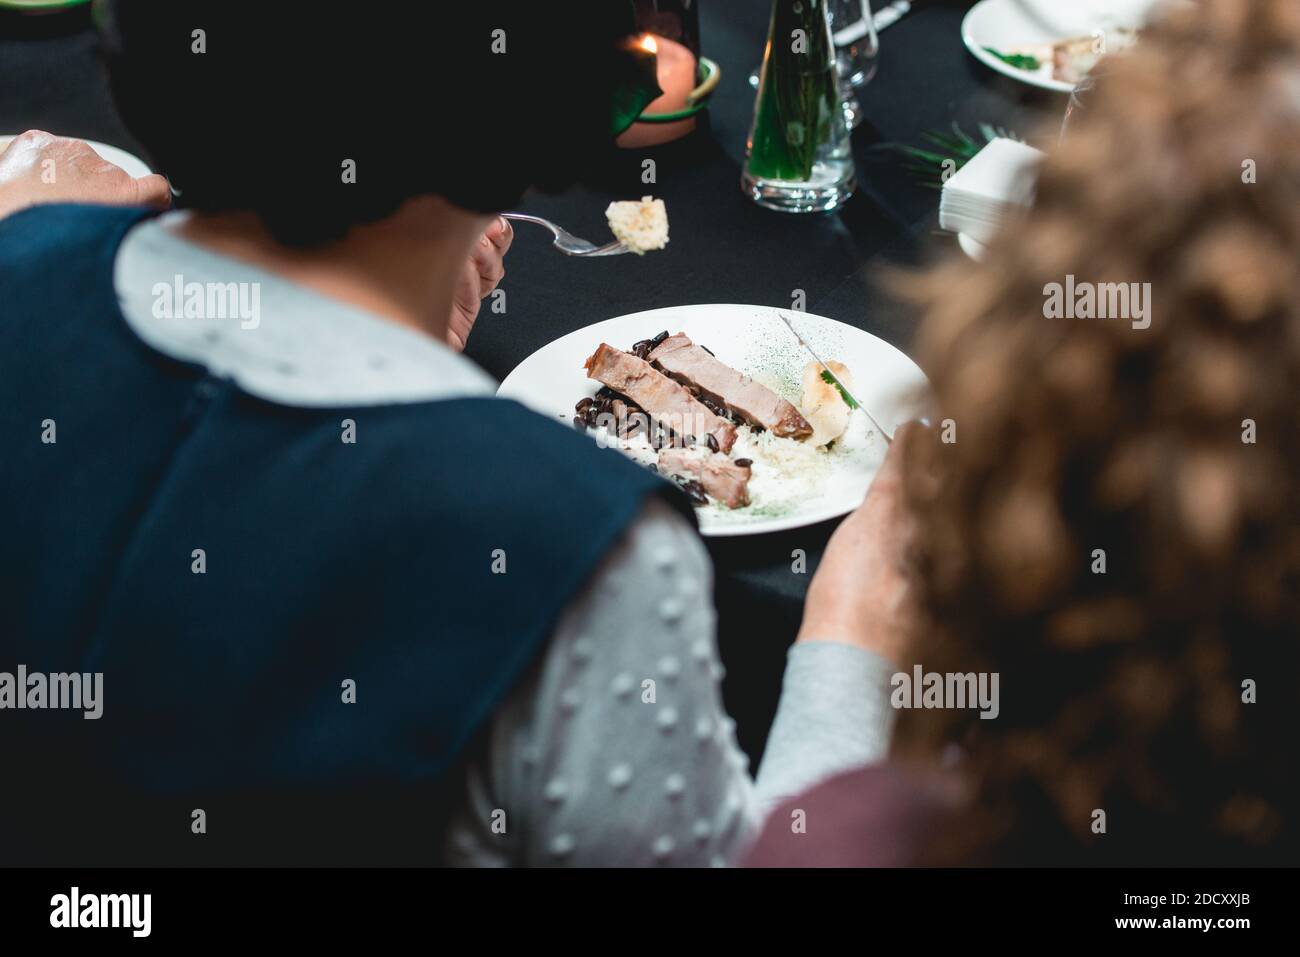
[{"left": 635, "top": 57, "right": 721, "bottom": 123}]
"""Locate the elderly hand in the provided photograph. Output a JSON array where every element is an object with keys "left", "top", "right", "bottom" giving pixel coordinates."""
[
  {"left": 446, "top": 215, "right": 512, "bottom": 352},
  {"left": 797, "top": 421, "right": 926, "bottom": 667},
  {"left": 0, "top": 130, "right": 171, "bottom": 221}
]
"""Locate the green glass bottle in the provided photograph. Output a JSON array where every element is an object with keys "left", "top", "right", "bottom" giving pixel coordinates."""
[{"left": 743, "top": 0, "right": 855, "bottom": 212}]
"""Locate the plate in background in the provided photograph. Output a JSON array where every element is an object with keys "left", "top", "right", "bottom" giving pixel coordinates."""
[
  {"left": 962, "top": 0, "right": 1160, "bottom": 92},
  {"left": 0, "top": 0, "right": 91, "bottom": 12}
]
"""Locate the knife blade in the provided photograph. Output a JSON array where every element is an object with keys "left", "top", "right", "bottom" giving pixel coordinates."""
[{"left": 778, "top": 311, "right": 894, "bottom": 443}]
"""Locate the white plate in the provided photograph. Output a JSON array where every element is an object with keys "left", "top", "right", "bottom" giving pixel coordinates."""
[
  {"left": 497, "top": 304, "right": 929, "bottom": 537},
  {"left": 961, "top": 0, "right": 1160, "bottom": 93},
  {"left": 0, "top": 134, "right": 153, "bottom": 179}
]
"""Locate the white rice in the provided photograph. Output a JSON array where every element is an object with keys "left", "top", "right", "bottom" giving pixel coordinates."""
[
  {"left": 605, "top": 196, "right": 669, "bottom": 254},
  {"left": 604, "top": 409, "right": 880, "bottom": 521},
  {"left": 729, "top": 426, "right": 833, "bottom": 513}
]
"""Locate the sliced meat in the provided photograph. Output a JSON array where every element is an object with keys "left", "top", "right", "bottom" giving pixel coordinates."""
[
  {"left": 658, "top": 449, "right": 752, "bottom": 509},
  {"left": 649, "top": 332, "right": 813, "bottom": 440},
  {"left": 584, "top": 343, "right": 737, "bottom": 453}
]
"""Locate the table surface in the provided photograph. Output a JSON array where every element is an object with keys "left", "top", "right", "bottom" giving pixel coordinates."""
[{"left": 0, "top": 0, "right": 1063, "bottom": 760}]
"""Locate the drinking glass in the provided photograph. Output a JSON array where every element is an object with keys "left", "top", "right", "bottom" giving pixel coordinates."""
[
  {"left": 829, "top": 0, "right": 879, "bottom": 128},
  {"left": 748, "top": 0, "right": 879, "bottom": 129}
]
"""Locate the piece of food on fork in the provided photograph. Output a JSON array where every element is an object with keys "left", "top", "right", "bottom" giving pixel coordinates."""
[{"left": 605, "top": 196, "right": 669, "bottom": 254}]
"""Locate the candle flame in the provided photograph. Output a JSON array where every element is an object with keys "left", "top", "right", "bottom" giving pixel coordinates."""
[{"left": 640, "top": 33, "right": 658, "bottom": 55}]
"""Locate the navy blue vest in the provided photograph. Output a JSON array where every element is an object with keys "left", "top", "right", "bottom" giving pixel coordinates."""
[{"left": 0, "top": 204, "right": 692, "bottom": 864}]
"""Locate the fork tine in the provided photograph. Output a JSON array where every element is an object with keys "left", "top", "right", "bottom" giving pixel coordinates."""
[{"left": 578, "top": 241, "right": 629, "bottom": 257}]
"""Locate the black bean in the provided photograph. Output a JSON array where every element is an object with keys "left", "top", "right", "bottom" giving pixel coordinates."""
[
  {"left": 706, "top": 434, "right": 719, "bottom": 453},
  {"left": 734, "top": 458, "right": 753, "bottom": 468},
  {"left": 618, "top": 411, "right": 642, "bottom": 439},
  {"left": 649, "top": 464, "right": 658, "bottom": 473},
  {"left": 573, "top": 416, "right": 587, "bottom": 430},
  {"left": 575, "top": 396, "right": 595, "bottom": 414},
  {"left": 651, "top": 330, "right": 670, "bottom": 347},
  {"left": 683, "top": 480, "right": 709, "bottom": 506}
]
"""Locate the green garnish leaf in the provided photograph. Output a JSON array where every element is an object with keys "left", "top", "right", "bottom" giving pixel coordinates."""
[
  {"left": 984, "top": 47, "right": 1041, "bottom": 71},
  {"left": 821, "top": 369, "right": 858, "bottom": 409},
  {"left": 884, "top": 122, "right": 1025, "bottom": 186}
]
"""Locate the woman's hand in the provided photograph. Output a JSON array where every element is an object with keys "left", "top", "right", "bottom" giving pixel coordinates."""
[
  {"left": 797, "top": 421, "right": 925, "bottom": 666},
  {"left": 0, "top": 130, "right": 171, "bottom": 221},
  {"left": 446, "top": 216, "right": 513, "bottom": 352}
]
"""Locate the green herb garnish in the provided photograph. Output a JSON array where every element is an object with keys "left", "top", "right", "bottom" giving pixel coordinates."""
[
  {"left": 983, "top": 47, "right": 1041, "bottom": 71},
  {"left": 821, "top": 369, "right": 858, "bottom": 409}
]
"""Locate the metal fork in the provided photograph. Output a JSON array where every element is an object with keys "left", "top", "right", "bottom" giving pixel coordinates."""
[{"left": 502, "top": 212, "right": 629, "bottom": 257}]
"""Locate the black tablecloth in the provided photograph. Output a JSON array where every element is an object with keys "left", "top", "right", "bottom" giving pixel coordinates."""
[{"left": 0, "top": 0, "right": 1062, "bottom": 761}]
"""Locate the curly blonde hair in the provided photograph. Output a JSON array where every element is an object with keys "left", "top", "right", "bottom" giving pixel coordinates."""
[{"left": 894, "top": 0, "right": 1300, "bottom": 864}]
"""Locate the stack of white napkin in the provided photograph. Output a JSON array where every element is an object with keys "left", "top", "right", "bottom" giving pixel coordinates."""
[{"left": 938, "top": 137, "right": 1044, "bottom": 245}]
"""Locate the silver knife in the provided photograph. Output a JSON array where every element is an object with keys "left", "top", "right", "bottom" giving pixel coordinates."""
[{"left": 779, "top": 312, "right": 894, "bottom": 444}]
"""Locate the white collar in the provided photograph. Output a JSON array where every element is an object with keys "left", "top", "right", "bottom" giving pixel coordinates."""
[{"left": 113, "top": 213, "right": 496, "bottom": 407}]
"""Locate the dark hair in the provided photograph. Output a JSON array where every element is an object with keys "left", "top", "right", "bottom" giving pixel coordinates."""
[
  {"left": 98, "top": 1, "right": 641, "bottom": 245},
  {"left": 896, "top": 0, "right": 1300, "bottom": 865}
]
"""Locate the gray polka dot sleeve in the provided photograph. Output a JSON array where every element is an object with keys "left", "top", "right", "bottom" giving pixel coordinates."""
[{"left": 442, "top": 498, "right": 894, "bottom": 866}]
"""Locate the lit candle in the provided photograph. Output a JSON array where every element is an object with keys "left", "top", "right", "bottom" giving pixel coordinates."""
[{"left": 617, "top": 33, "right": 698, "bottom": 149}]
